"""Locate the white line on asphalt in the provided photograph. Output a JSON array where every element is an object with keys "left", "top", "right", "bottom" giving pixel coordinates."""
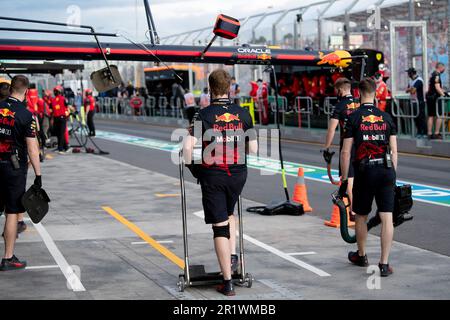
[
  {"left": 192, "top": 211, "right": 330, "bottom": 277},
  {"left": 131, "top": 240, "right": 174, "bottom": 245},
  {"left": 26, "top": 265, "right": 59, "bottom": 270},
  {"left": 27, "top": 219, "right": 86, "bottom": 292},
  {"left": 287, "top": 252, "right": 317, "bottom": 256}
]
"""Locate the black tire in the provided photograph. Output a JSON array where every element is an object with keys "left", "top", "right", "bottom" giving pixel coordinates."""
[
  {"left": 177, "top": 275, "right": 185, "bottom": 292},
  {"left": 245, "top": 273, "right": 253, "bottom": 288}
]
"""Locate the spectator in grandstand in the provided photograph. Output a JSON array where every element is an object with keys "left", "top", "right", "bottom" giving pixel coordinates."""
[{"left": 406, "top": 68, "right": 427, "bottom": 138}]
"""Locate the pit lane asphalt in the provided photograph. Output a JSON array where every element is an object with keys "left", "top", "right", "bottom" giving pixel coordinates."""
[{"left": 94, "top": 118, "right": 450, "bottom": 256}]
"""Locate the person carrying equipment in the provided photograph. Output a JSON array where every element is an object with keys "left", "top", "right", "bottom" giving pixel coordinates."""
[
  {"left": 340, "top": 78, "right": 398, "bottom": 277},
  {"left": 183, "top": 69, "right": 258, "bottom": 296},
  {"left": 51, "top": 85, "right": 69, "bottom": 153},
  {"left": 323, "top": 78, "right": 359, "bottom": 216},
  {"left": 84, "top": 89, "right": 96, "bottom": 136},
  {"left": 0, "top": 75, "right": 42, "bottom": 271}
]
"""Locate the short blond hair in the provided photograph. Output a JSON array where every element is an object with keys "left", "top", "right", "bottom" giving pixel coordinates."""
[{"left": 208, "top": 69, "right": 231, "bottom": 97}]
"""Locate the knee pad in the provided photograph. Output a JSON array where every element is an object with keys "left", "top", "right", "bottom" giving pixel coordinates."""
[{"left": 212, "top": 224, "right": 230, "bottom": 239}]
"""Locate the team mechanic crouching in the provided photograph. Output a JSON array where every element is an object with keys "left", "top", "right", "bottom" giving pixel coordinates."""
[
  {"left": 183, "top": 69, "right": 258, "bottom": 296},
  {"left": 0, "top": 75, "right": 42, "bottom": 271},
  {"left": 340, "top": 78, "right": 398, "bottom": 277}
]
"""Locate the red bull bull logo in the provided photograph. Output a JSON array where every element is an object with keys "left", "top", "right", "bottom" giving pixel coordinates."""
[
  {"left": 318, "top": 53, "right": 341, "bottom": 66},
  {"left": 362, "top": 115, "right": 383, "bottom": 124},
  {"left": 317, "top": 50, "right": 352, "bottom": 68},
  {"left": 257, "top": 53, "right": 272, "bottom": 61},
  {"left": 347, "top": 102, "right": 359, "bottom": 110},
  {"left": 215, "top": 113, "right": 240, "bottom": 123},
  {"left": 0, "top": 108, "right": 15, "bottom": 118}
]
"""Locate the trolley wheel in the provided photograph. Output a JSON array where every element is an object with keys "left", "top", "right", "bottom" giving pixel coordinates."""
[
  {"left": 177, "top": 275, "right": 185, "bottom": 292},
  {"left": 245, "top": 273, "right": 253, "bottom": 288}
]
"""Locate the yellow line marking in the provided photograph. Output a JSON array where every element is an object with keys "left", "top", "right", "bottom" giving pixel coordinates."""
[
  {"left": 102, "top": 206, "right": 184, "bottom": 269},
  {"left": 155, "top": 193, "right": 180, "bottom": 198},
  {"left": 45, "top": 154, "right": 54, "bottom": 160}
]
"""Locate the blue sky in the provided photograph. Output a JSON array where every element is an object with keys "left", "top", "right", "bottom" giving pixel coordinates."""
[{"left": 1, "top": 0, "right": 323, "bottom": 42}]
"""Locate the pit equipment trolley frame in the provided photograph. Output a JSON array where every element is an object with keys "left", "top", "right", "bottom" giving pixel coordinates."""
[{"left": 177, "top": 150, "right": 253, "bottom": 292}]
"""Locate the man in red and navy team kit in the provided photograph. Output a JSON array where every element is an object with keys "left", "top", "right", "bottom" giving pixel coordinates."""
[
  {"left": 324, "top": 78, "right": 359, "bottom": 215},
  {"left": 340, "top": 78, "right": 398, "bottom": 277},
  {"left": 184, "top": 69, "right": 257, "bottom": 296},
  {"left": 0, "top": 75, "right": 42, "bottom": 271}
]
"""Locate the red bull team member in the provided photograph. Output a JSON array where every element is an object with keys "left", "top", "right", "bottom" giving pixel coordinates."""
[
  {"left": 84, "top": 89, "right": 96, "bottom": 136},
  {"left": 0, "top": 81, "right": 10, "bottom": 102},
  {"left": 324, "top": 78, "right": 358, "bottom": 215},
  {"left": 0, "top": 75, "right": 42, "bottom": 271},
  {"left": 426, "top": 62, "right": 446, "bottom": 139},
  {"left": 340, "top": 78, "right": 398, "bottom": 277},
  {"left": 183, "top": 69, "right": 258, "bottom": 296},
  {"left": 51, "top": 86, "right": 69, "bottom": 153}
]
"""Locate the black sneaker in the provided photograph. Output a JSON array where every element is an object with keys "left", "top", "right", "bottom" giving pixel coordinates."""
[
  {"left": 378, "top": 263, "right": 393, "bottom": 277},
  {"left": 0, "top": 255, "right": 27, "bottom": 271},
  {"left": 231, "top": 254, "right": 239, "bottom": 273},
  {"left": 17, "top": 221, "right": 27, "bottom": 234},
  {"left": 216, "top": 280, "right": 236, "bottom": 296},
  {"left": 348, "top": 251, "right": 369, "bottom": 267}
]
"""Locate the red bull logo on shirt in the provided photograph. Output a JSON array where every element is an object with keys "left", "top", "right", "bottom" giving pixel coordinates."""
[
  {"left": 362, "top": 115, "right": 383, "bottom": 124},
  {"left": 0, "top": 108, "right": 15, "bottom": 126},
  {"left": 215, "top": 113, "right": 240, "bottom": 123},
  {"left": 0, "top": 108, "right": 15, "bottom": 118}
]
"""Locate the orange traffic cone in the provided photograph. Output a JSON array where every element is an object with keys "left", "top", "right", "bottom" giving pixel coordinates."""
[
  {"left": 324, "top": 198, "right": 355, "bottom": 228},
  {"left": 292, "top": 168, "right": 313, "bottom": 212}
]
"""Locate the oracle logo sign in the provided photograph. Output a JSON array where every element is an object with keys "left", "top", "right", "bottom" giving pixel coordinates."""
[{"left": 237, "top": 47, "right": 271, "bottom": 55}]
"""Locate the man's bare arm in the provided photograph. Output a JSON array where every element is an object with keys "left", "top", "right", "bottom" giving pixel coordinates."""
[
  {"left": 435, "top": 82, "right": 445, "bottom": 96},
  {"left": 325, "top": 119, "right": 339, "bottom": 149},
  {"left": 183, "top": 135, "right": 197, "bottom": 164},
  {"left": 389, "top": 135, "right": 398, "bottom": 171},
  {"left": 340, "top": 137, "right": 353, "bottom": 180},
  {"left": 26, "top": 137, "right": 41, "bottom": 176},
  {"left": 248, "top": 139, "right": 258, "bottom": 155}
]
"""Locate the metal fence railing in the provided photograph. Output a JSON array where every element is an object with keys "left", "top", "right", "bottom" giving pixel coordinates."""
[
  {"left": 96, "top": 95, "right": 438, "bottom": 140},
  {"left": 392, "top": 96, "right": 419, "bottom": 138},
  {"left": 294, "top": 96, "right": 313, "bottom": 129},
  {"left": 436, "top": 97, "right": 450, "bottom": 140},
  {"left": 323, "top": 97, "right": 338, "bottom": 121},
  {"left": 268, "top": 95, "right": 288, "bottom": 126}
]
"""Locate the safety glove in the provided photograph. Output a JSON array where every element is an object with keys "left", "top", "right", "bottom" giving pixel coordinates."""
[
  {"left": 338, "top": 179, "right": 348, "bottom": 198},
  {"left": 322, "top": 148, "right": 335, "bottom": 164},
  {"left": 34, "top": 175, "right": 42, "bottom": 189}
]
